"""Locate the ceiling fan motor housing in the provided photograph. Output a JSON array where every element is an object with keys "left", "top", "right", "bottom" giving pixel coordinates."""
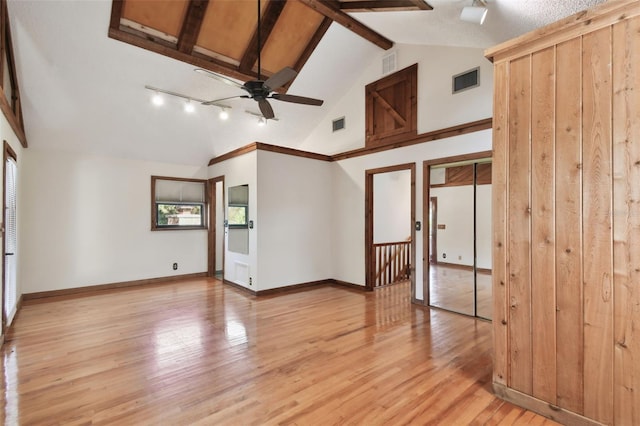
[{"left": 243, "top": 80, "right": 271, "bottom": 99}]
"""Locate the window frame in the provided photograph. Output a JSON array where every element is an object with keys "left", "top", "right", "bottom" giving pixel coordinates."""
[{"left": 151, "top": 176, "right": 208, "bottom": 231}]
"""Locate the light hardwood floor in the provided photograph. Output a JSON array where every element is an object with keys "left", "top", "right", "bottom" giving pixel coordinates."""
[{"left": 1, "top": 279, "right": 556, "bottom": 425}]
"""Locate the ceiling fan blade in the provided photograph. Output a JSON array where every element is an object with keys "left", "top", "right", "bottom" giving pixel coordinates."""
[
  {"left": 201, "top": 95, "right": 249, "bottom": 106},
  {"left": 194, "top": 68, "right": 245, "bottom": 89},
  {"left": 270, "top": 93, "right": 324, "bottom": 106},
  {"left": 258, "top": 98, "right": 275, "bottom": 119},
  {"left": 264, "top": 67, "right": 297, "bottom": 92}
]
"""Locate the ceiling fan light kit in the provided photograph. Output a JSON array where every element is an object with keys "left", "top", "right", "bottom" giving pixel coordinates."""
[{"left": 460, "top": 0, "right": 488, "bottom": 25}]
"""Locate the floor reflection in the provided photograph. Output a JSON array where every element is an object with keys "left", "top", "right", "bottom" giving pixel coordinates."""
[
  {"left": 429, "top": 264, "right": 492, "bottom": 319},
  {"left": 225, "top": 320, "right": 248, "bottom": 346},
  {"left": 154, "top": 321, "right": 203, "bottom": 369},
  {"left": 2, "top": 347, "right": 18, "bottom": 425}
]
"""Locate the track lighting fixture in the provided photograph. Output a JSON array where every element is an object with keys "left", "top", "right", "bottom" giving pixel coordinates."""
[
  {"left": 144, "top": 85, "right": 231, "bottom": 118},
  {"left": 152, "top": 92, "right": 164, "bottom": 106},
  {"left": 460, "top": 0, "right": 488, "bottom": 25},
  {"left": 244, "top": 109, "right": 279, "bottom": 124}
]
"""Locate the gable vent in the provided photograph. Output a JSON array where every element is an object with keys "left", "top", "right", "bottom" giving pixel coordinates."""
[
  {"left": 332, "top": 117, "right": 345, "bottom": 132},
  {"left": 382, "top": 51, "right": 397, "bottom": 75},
  {"left": 452, "top": 67, "right": 480, "bottom": 94}
]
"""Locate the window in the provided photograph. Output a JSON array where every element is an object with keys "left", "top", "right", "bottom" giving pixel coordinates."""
[
  {"left": 151, "top": 176, "right": 207, "bottom": 230},
  {"left": 228, "top": 205, "right": 248, "bottom": 228}
]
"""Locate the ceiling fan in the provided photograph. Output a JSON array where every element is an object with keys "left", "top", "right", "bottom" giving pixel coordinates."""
[{"left": 195, "top": 0, "right": 324, "bottom": 120}]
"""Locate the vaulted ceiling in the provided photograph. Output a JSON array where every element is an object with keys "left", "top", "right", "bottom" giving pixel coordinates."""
[
  {"left": 109, "top": 0, "right": 431, "bottom": 89},
  {"left": 9, "top": 0, "right": 606, "bottom": 166}
]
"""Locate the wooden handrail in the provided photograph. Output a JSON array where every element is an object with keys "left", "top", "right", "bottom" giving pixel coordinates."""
[{"left": 374, "top": 240, "right": 411, "bottom": 287}]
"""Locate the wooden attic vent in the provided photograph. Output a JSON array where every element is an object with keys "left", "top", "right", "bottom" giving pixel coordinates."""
[{"left": 365, "top": 64, "right": 417, "bottom": 147}]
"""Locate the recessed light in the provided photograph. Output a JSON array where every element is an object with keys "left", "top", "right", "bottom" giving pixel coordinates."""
[
  {"left": 184, "top": 100, "right": 195, "bottom": 113},
  {"left": 219, "top": 108, "right": 229, "bottom": 120},
  {"left": 257, "top": 117, "right": 266, "bottom": 126}
]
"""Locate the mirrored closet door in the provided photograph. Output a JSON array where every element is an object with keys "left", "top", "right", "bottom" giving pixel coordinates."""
[{"left": 425, "top": 157, "right": 492, "bottom": 320}]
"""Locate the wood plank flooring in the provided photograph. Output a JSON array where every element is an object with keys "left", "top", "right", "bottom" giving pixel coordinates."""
[{"left": 0, "top": 279, "right": 557, "bottom": 425}]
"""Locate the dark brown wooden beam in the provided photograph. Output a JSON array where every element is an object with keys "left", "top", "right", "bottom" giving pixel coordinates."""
[
  {"left": 177, "top": 0, "right": 209, "bottom": 53},
  {"left": 108, "top": 27, "right": 258, "bottom": 84},
  {"left": 109, "top": 0, "right": 124, "bottom": 30},
  {"left": 239, "top": 0, "right": 287, "bottom": 73},
  {"left": 298, "top": 0, "right": 393, "bottom": 50},
  {"left": 339, "top": 0, "right": 432, "bottom": 12}
]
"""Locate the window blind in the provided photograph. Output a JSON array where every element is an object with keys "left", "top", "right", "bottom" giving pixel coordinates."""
[{"left": 155, "top": 179, "right": 205, "bottom": 203}]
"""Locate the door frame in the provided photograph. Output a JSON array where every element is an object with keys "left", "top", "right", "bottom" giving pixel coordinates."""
[
  {"left": 422, "top": 150, "right": 492, "bottom": 308},
  {"left": 365, "top": 163, "right": 416, "bottom": 299},
  {"left": 207, "top": 175, "right": 225, "bottom": 279},
  {"left": 2, "top": 141, "right": 17, "bottom": 333}
]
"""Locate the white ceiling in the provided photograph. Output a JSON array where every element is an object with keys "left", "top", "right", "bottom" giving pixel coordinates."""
[{"left": 9, "top": 0, "right": 605, "bottom": 166}]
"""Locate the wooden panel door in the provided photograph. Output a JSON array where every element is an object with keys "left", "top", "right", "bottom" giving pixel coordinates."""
[{"left": 365, "top": 64, "right": 417, "bottom": 147}]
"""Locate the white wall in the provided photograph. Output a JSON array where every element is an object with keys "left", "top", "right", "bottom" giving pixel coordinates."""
[
  {"left": 208, "top": 150, "right": 258, "bottom": 290},
  {"left": 20, "top": 149, "right": 208, "bottom": 293},
  {"left": 332, "top": 129, "right": 492, "bottom": 300},
  {"left": 373, "top": 170, "right": 411, "bottom": 244},
  {"left": 256, "top": 150, "right": 332, "bottom": 290},
  {"left": 301, "top": 44, "right": 493, "bottom": 154}
]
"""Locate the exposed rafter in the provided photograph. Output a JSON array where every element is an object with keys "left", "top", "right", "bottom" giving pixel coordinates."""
[
  {"left": 108, "top": 0, "right": 400, "bottom": 88},
  {"left": 339, "top": 0, "right": 432, "bottom": 12},
  {"left": 177, "top": 0, "right": 209, "bottom": 53},
  {"left": 239, "top": 0, "right": 287, "bottom": 73},
  {"left": 297, "top": 0, "right": 394, "bottom": 50}
]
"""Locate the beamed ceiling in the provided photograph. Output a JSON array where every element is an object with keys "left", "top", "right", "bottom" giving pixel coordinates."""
[{"left": 108, "top": 0, "right": 432, "bottom": 90}]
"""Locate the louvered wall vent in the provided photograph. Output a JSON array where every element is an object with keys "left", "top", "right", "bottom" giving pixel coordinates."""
[
  {"left": 332, "top": 117, "right": 345, "bottom": 132},
  {"left": 382, "top": 51, "right": 397, "bottom": 75},
  {"left": 452, "top": 67, "right": 480, "bottom": 94}
]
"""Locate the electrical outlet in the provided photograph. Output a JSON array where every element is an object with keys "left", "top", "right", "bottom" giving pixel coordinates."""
[
  {"left": 249, "top": 277, "right": 252, "bottom": 286},
  {"left": 443, "top": 253, "right": 447, "bottom": 259},
  {"left": 173, "top": 262, "right": 178, "bottom": 270},
  {"left": 458, "top": 255, "right": 462, "bottom": 260}
]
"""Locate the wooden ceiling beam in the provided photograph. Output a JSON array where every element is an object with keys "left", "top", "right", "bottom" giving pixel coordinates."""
[
  {"left": 339, "top": 1, "right": 432, "bottom": 12},
  {"left": 108, "top": 26, "right": 258, "bottom": 83},
  {"left": 109, "top": 0, "right": 124, "bottom": 30},
  {"left": 297, "top": 0, "right": 393, "bottom": 50},
  {"left": 177, "top": 0, "right": 209, "bottom": 53},
  {"left": 239, "top": 0, "right": 287, "bottom": 74}
]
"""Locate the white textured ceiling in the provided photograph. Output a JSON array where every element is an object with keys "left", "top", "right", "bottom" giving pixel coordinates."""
[{"left": 9, "top": 0, "right": 606, "bottom": 165}]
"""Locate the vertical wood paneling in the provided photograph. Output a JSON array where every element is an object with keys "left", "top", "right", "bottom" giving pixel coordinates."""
[
  {"left": 492, "top": 61, "right": 509, "bottom": 386},
  {"left": 555, "top": 38, "right": 584, "bottom": 414},
  {"left": 530, "top": 46, "right": 556, "bottom": 404},
  {"left": 582, "top": 27, "right": 614, "bottom": 425},
  {"left": 507, "top": 55, "right": 532, "bottom": 394},
  {"left": 612, "top": 16, "right": 640, "bottom": 426}
]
